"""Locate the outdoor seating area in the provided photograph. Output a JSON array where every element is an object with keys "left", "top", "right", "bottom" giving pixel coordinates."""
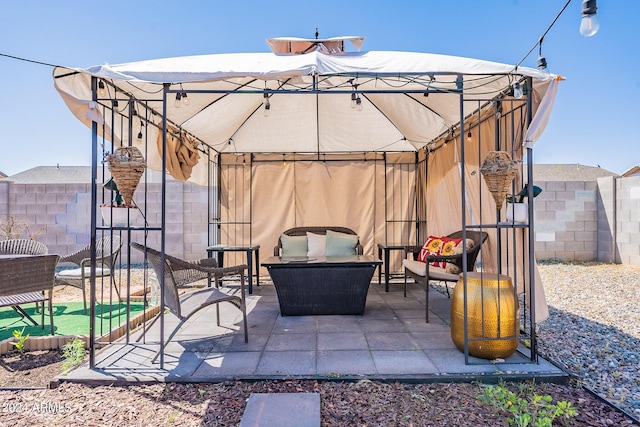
[
  {"left": 38, "top": 33, "right": 560, "bottom": 377},
  {"left": 60, "top": 275, "right": 565, "bottom": 384}
]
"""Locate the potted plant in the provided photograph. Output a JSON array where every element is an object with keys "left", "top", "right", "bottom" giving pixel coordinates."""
[
  {"left": 505, "top": 184, "right": 542, "bottom": 223},
  {"left": 100, "top": 177, "right": 139, "bottom": 226}
]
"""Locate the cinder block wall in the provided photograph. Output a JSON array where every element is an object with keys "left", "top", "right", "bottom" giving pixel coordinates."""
[
  {"left": 615, "top": 175, "right": 640, "bottom": 266},
  {"left": 0, "top": 180, "right": 208, "bottom": 263},
  {"left": 596, "top": 176, "right": 616, "bottom": 263},
  {"left": 533, "top": 180, "right": 598, "bottom": 261},
  {"left": 4, "top": 174, "right": 640, "bottom": 267}
]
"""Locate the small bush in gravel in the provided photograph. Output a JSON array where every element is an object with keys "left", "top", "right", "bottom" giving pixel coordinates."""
[
  {"left": 479, "top": 382, "right": 576, "bottom": 426},
  {"left": 11, "top": 327, "right": 29, "bottom": 354},
  {"left": 62, "top": 337, "right": 86, "bottom": 373}
]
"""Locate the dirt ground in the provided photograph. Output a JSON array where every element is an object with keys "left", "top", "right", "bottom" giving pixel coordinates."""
[{"left": 0, "top": 269, "right": 636, "bottom": 425}]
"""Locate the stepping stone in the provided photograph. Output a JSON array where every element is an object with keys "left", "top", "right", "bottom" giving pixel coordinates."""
[{"left": 240, "top": 393, "right": 320, "bottom": 427}]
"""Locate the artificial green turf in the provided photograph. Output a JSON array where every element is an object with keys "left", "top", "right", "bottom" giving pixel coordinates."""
[{"left": 0, "top": 302, "right": 146, "bottom": 341}]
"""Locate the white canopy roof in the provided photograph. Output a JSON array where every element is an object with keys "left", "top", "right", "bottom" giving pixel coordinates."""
[{"left": 53, "top": 43, "right": 559, "bottom": 184}]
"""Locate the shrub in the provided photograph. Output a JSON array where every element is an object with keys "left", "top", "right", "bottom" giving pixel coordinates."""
[
  {"left": 62, "top": 337, "right": 86, "bottom": 373},
  {"left": 479, "top": 382, "right": 576, "bottom": 427}
]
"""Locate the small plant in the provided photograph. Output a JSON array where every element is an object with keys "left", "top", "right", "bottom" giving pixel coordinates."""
[
  {"left": 479, "top": 382, "right": 576, "bottom": 427},
  {"left": 61, "top": 337, "right": 86, "bottom": 373},
  {"left": 0, "top": 215, "right": 45, "bottom": 240},
  {"left": 11, "top": 327, "right": 29, "bottom": 354}
]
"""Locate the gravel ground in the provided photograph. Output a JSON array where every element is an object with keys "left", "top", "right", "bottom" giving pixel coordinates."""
[{"left": 537, "top": 260, "right": 640, "bottom": 419}]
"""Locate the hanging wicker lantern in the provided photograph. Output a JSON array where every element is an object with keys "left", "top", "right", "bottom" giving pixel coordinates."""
[
  {"left": 105, "top": 147, "right": 146, "bottom": 207},
  {"left": 479, "top": 151, "right": 518, "bottom": 209}
]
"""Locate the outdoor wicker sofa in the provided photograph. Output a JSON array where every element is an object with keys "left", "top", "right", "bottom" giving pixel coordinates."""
[
  {"left": 265, "top": 226, "right": 379, "bottom": 315},
  {"left": 273, "top": 226, "right": 364, "bottom": 256}
]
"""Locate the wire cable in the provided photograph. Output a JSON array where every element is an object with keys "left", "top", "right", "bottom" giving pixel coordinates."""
[
  {"left": 0, "top": 52, "right": 58, "bottom": 68},
  {"left": 514, "top": 0, "right": 574, "bottom": 70}
]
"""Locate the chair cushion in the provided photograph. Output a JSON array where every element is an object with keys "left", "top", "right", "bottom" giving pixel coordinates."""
[
  {"left": 306, "top": 232, "right": 326, "bottom": 257},
  {"left": 280, "top": 234, "right": 308, "bottom": 257},
  {"left": 56, "top": 266, "right": 111, "bottom": 280},
  {"left": 417, "top": 236, "right": 474, "bottom": 274},
  {"left": 402, "top": 259, "right": 460, "bottom": 282},
  {"left": 325, "top": 230, "right": 358, "bottom": 256}
]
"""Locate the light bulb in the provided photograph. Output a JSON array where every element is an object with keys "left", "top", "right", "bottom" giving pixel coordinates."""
[
  {"left": 356, "top": 96, "right": 363, "bottom": 111},
  {"left": 174, "top": 93, "right": 182, "bottom": 108},
  {"left": 466, "top": 131, "right": 472, "bottom": 142},
  {"left": 351, "top": 92, "right": 357, "bottom": 109},
  {"left": 536, "top": 55, "right": 548, "bottom": 80},
  {"left": 580, "top": 14, "right": 599, "bottom": 37},
  {"left": 137, "top": 130, "right": 143, "bottom": 141},
  {"left": 112, "top": 99, "right": 119, "bottom": 111},
  {"left": 97, "top": 81, "right": 106, "bottom": 97},
  {"left": 513, "top": 81, "right": 523, "bottom": 99},
  {"left": 580, "top": 0, "right": 599, "bottom": 37},
  {"left": 263, "top": 97, "right": 271, "bottom": 117},
  {"left": 182, "top": 92, "right": 190, "bottom": 106}
]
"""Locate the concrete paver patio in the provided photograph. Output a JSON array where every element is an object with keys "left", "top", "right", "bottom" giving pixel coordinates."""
[{"left": 59, "top": 279, "right": 566, "bottom": 385}]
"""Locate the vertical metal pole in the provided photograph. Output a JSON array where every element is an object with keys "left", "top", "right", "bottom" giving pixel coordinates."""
[
  {"left": 207, "top": 150, "right": 211, "bottom": 246},
  {"left": 217, "top": 154, "right": 222, "bottom": 246},
  {"left": 89, "top": 77, "right": 99, "bottom": 368},
  {"left": 383, "top": 153, "right": 388, "bottom": 244},
  {"left": 526, "top": 77, "right": 537, "bottom": 361},
  {"left": 159, "top": 84, "right": 169, "bottom": 368},
  {"left": 414, "top": 152, "right": 419, "bottom": 245},
  {"left": 456, "top": 75, "right": 470, "bottom": 364}
]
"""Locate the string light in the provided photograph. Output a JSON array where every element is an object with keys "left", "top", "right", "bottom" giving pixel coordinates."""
[
  {"left": 580, "top": 0, "right": 599, "bottom": 37},
  {"left": 349, "top": 80, "right": 362, "bottom": 111},
  {"left": 263, "top": 93, "right": 271, "bottom": 117},
  {"left": 181, "top": 92, "right": 190, "bottom": 106},
  {"left": 466, "top": 131, "right": 472, "bottom": 142},
  {"left": 136, "top": 120, "right": 144, "bottom": 141},
  {"left": 97, "top": 80, "right": 106, "bottom": 97},
  {"left": 513, "top": 81, "right": 523, "bottom": 99},
  {"left": 537, "top": 38, "right": 548, "bottom": 80},
  {"left": 174, "top": 93, "right": 182, "bottom": 108}
]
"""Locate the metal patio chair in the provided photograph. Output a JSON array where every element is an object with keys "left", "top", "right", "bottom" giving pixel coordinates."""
[
  {"left": 131, "top": 242, "right": 248, "bottom": 363},
  {"left": 55, "top": 235, "right": 122, "bottom": 313}
]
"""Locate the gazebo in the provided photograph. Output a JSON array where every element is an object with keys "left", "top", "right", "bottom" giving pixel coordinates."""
[{"left": 53, "top": 36, "right": 559, "bottom": 370}]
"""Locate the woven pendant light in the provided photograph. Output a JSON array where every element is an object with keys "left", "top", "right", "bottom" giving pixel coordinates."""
[
  {"left": 106, "top": 147, "right": 146, "bottom": 207},
  {"left": 479, "top": 151, "right": 518, "bottom": 209}
]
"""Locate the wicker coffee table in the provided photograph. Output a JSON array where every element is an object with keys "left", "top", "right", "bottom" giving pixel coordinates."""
[{"left": 262, "top": 255, "right": 381, "bottom": 316}]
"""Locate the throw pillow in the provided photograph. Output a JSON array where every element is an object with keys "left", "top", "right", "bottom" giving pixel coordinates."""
[
  {"left": 325, "top": 229, "right": 358, "bottom": 256},
  {"left": 280, "top": 234, "right": 308, "bottom": 257},
  {"left": 418, "top": 235, "right": 471, "bottom": 272},
  {"left": 307, "top": 232, "right": 326, "bottom": 257},
  {"left": 444, "top": 238, "right": 475, "bottom": 274}
]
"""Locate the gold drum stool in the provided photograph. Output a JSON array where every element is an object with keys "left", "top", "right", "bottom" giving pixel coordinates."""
[{"left": 450, "top": 272, "right": 519, "bottom": 359}]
